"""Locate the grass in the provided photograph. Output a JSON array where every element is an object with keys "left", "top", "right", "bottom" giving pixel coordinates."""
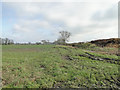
[{"left": 2, "top": 45, "right": 119, "bottom": 88}]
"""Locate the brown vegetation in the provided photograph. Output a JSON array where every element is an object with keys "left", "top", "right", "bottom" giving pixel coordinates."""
[
  {"left": 67, "top": 38, "right": 120, "bottom": 48},
  {"left": 90, "top": 38, "right": 120, "bottom": 48}
]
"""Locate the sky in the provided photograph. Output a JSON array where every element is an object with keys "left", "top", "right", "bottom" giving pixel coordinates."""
[{"left": 1, "top": 0, "right": 119, "bottom": 43}]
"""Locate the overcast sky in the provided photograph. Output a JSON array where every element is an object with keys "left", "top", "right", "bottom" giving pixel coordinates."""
[{"left": 1, "top": 0, "right": 119, "bottom": 43}]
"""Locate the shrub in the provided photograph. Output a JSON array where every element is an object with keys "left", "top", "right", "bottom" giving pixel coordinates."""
[{"left": 72, "top": 43, "right": 97, "bottom": 49}]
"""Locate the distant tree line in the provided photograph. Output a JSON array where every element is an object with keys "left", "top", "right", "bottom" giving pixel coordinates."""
[
  {"left": 0, "top": 31, "right": 71, "bottom": 45},
  {"left": 0, "top": 38, "right": 14, "bottom": 45}
]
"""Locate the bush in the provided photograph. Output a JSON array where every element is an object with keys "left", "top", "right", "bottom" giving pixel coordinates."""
[{"left": 89, "top": 44, "right": 97, "bottom": 48}]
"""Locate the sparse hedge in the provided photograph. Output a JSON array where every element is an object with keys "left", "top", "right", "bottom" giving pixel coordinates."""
[{"left": 67, "top": 43, "right": 97, "bottom": 49}]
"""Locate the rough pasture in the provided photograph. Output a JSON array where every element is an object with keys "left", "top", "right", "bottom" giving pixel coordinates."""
[{"left": 2, "top": 45, "right": 119, "bottom": 88}]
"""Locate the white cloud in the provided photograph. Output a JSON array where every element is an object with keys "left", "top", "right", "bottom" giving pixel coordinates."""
[
  {"left": 2, "top": 0, "right": 119, "bottom": 3},
  {"left": 3, "top": 1, "right": 118, "bottom": 42}
]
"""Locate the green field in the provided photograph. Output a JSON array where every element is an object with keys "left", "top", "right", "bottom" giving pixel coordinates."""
[{"left": 2, "top": 45, "right": 119, "bottom": 88}]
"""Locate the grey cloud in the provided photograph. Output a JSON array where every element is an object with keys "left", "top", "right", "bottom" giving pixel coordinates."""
[
  {"left": 3, "top": 2, "right": 118, "bottom": 42},
  {"left": 92, "top": 6, "right": 117, "bottom": 21}
]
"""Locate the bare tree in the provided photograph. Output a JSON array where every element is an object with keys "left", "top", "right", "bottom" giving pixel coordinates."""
[
  {"left": 5, "top": 38, "right": 9, "bottom": 45},
  {"left": 0, "top": 38, "right": 14, "bottom": 45},
  {"left": 28, "top": 42, "right": 31, "bottom": 45},
  {"left": 10, "top": 40, "right": 14, "bottom": 44},
  {"left": 58, "top": 31, "right": 71, "bottom": 44},
  {"left": 36, "top": 42, "right": 41, "bottom": 45},
  {"left": 41, "top": 40, "right": 50, "bottom": 45},
  {"left": 2, "top": 38, "right": 5, "bottom": 45}
]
